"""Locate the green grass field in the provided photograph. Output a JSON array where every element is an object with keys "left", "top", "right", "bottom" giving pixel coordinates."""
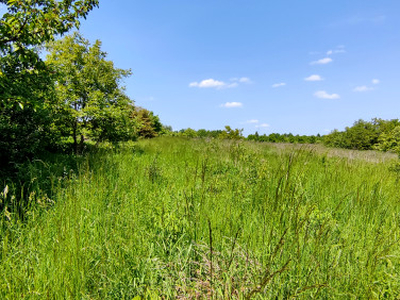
[{"left": 1, "top": 137, "right": 400, "bottom": 298}]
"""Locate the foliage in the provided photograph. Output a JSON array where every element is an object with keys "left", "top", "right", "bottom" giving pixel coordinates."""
[
  {"left": 342, "top": 119, "right": 379, "bottom": 150},
  {"left": 0, "top": 0, "right": 99, "bottom": 108},
  {"left": 177, "top": 128, "right": 223, "bottom": 139},
  {"left": 218, "top": 125, "right": 243, "bottom": 140},
  {"left": 0, "top": 0, "right": 98, "bottom": 169},
  {"left": 0, "top": 105, "right": 52, "bottom": 175},
  {"left": 131, "top": 107, "right": 163, "bottom": 138},
  {"left": 324, "top": 118, "right": 400, "bottom": 151},
  {"left": 1, "top": 138, "right": 400, "bottom": 298},
  {"left": 375, "top": 126, "right": 400, "bottom": 154},
  {"left": 248, "top": 132, "right": 321, "bottom": 144},
  {"left": 175, "top": 126, "right": 242, "bottom": 140},
  {"left": 45, "top": 32, "right": 136, "bottom": 153}
]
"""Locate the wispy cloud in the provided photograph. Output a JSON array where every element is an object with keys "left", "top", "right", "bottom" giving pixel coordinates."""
[
  {"left": 372, "top": 79, "right": 380, "bottom": 85},
  {"left": 272, "top": 82, "right": 286, "bottom": 88},
  {"left": 327, "top": 49, "right": 346, "bottom": 55},
  {"left": 220, "top": 102, "right": 243, "bottom": 108},
  {"left": 304, "top": 74, "right": 323, "bottom": 81},
  {"left": 256, "top": 123, "right": 270, "bottom": 128},
  {"left": 353, "top": 86, "right": 374, "bottom": 92},
  {"left": 246, "top": 119, "right": 259, "bottom": 124},
  {"left": 231, "top": 77, "right": 252, "bottom": 84},
  {"left": 310, "top": 58, "right": 333, "bottom": 65},
  {"left": 189, "top": 78, "right": 237, "bottom": 89},
  {"left": 314, "top": 90, "right": 340, "bottom": 99}
]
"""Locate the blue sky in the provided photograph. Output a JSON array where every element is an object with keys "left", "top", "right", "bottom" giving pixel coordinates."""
[{"left": 77, "top": 1, "right": 399, "bottom": 135}]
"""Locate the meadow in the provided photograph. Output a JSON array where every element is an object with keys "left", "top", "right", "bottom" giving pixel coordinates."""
[{"left": 1, "top": 137, "right": 400, "bottom": 299}]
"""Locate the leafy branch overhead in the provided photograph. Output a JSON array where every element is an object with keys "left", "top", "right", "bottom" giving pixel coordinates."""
[
  {"left": 0, "top": 0, "right": 99, "bottom": 49},
  {"left": 0, "top": 0, "right": 99, "bottom": 108}
]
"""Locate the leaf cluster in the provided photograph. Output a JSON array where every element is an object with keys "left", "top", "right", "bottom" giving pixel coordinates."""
[{"left": 324, "top": 118, "right": 400, "bottom": 152}]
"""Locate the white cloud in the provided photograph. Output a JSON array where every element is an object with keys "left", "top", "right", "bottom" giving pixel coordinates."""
[
  {"left": 220, "top": 102, "right": 243, "bottom": 108},
  {"left": 372, "top": 79, "right": 380, "bottom": 85},
  {"left": 190, "top": 79, "right": 239, "bottom": 89},
  {"left": 353, "top": 85, "right": 373, "bottom": 92},
  {"left": 314, "top": 90, "right": 340, "bottom": 99},
  {"left": 310, "top": 57, "right": 333, "bottom": 65},
  {"left": 304, "top": 74, "right": 323, "bottom": 81},
  {"left": 189, "top": 78, "right": 226, "bottom": 88},
  {"left": 256, "top": 123, "right": 270, "bottom": 128},
  {"left": 190, "top": 77, "right": 250, "bottom": 89},
  {"left": 246, "top": 119, "right": 259, "bottom": 124},
  {"left": 272, "top": 82, "right": 286, "bottom": 88}
]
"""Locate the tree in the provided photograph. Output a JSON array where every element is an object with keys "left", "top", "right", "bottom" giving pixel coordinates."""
[
  {"left": 375, "top": 126, "right": 400, "bottom": 154},
  {"left": 46, "top": 33, "right": 135, "bottom": 153},
  {"left": 0, "top": 0, "right": 98, "bottom": 169},
  {"left": 343, "top": 119, "right": 379, "bottom": 150},
  {"left": 1, "top": 0, "right": 99, "bottom": 108},
  {"left": 132, "top": 107, "right": 163, "bottom": 138},
  {"left": 182, "top": 128, "right": 197, "bottom": 138},
  {"left": 219, "top": 126, "right": 243, "bottom": 140}
]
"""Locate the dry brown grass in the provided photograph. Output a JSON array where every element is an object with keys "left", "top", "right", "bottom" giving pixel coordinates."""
[{"left": 266, "top": 143, "right": 397, "bottom": 163}]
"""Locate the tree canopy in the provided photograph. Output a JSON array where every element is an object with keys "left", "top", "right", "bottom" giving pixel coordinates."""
[
  {"left": 0, "top": 0, "right": 99, "bottom": 108},
  {"left": 46, "top": 32, "right": 135, "bottom": 153}
]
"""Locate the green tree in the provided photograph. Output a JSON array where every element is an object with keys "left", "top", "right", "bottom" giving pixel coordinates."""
[
  {"left": 375, "top": 126, "right": 400, "bottom": 154},
  {"left": 1, "top": 0, "right": 99, "bottom": 108},
  {"left": 219, "top": 126, "right": 244, "bottom": 140},
  {"left": 132, "top": 107, "right": 163, "bottom": 138},
  {"left": 182, "top": 128, "right": 197, "bottom": 138},
  {"left": 343, "top": 119, "right": 379, "bottom": 150},
  {"left": 0, "top": 0, "right": 98, "bottom": 169},
  {"left": 46, "top": 33, "right": 135, "bottom": 153}
]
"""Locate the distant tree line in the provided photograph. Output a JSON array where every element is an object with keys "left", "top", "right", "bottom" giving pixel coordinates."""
[
  {"left": 173, "top": 126, "right": 243, "bottom": 140},
  {"left": 174, "top": 127, "right": 322, "bottom": 144},
  {"left": 175, "top": 119, "right": 400, "bottom": 155},
  {"left": 247, "top": 132, "right": 322, "bottom": 144}
]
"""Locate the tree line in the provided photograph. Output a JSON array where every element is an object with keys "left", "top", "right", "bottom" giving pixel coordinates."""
[{"left": 176, "top": 119, "right": 400, "bottom": 155}]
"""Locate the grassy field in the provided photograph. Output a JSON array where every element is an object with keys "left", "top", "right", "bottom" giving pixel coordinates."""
[{"left": 1, "top": 137, "right": 400, "bottom": 299}]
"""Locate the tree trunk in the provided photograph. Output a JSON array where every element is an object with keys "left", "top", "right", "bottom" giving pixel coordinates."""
[
  {"left": 79, "top": 133, "right": 84, "bottom": 154},
  {"left": 73, "top": 121, "right": 78, "bottom": 155}
]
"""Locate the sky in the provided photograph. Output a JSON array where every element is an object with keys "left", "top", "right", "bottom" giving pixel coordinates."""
[{"left": 76, "top": 1, "right": 399, "bottom": 135}]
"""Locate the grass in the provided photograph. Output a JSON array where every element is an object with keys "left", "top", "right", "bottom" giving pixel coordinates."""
[{"left": 1, "top": 137, "right": 400, "bottom": 298}]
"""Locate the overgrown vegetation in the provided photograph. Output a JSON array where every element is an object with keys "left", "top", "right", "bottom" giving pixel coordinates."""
[
  {"left": 1, "top": 2, "right": 400, "bottom": 298},
  {"left": 323, "top": 118, "right": 400, "bottom": 153},
  {"left": 1, "top": 1, "right": 166, "bottom": 173},
  {"left": 1, "top": 138, "right": 400, "bottom": 298}
]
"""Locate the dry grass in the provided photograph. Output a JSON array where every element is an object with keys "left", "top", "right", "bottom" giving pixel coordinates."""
[{"left": 266, "top": 142, "right": 398, "bottom": 163}]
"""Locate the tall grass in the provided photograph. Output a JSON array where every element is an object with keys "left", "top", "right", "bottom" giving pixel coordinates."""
[{"left": 1, "top": 137, "right": 399, "bottom": 298}]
